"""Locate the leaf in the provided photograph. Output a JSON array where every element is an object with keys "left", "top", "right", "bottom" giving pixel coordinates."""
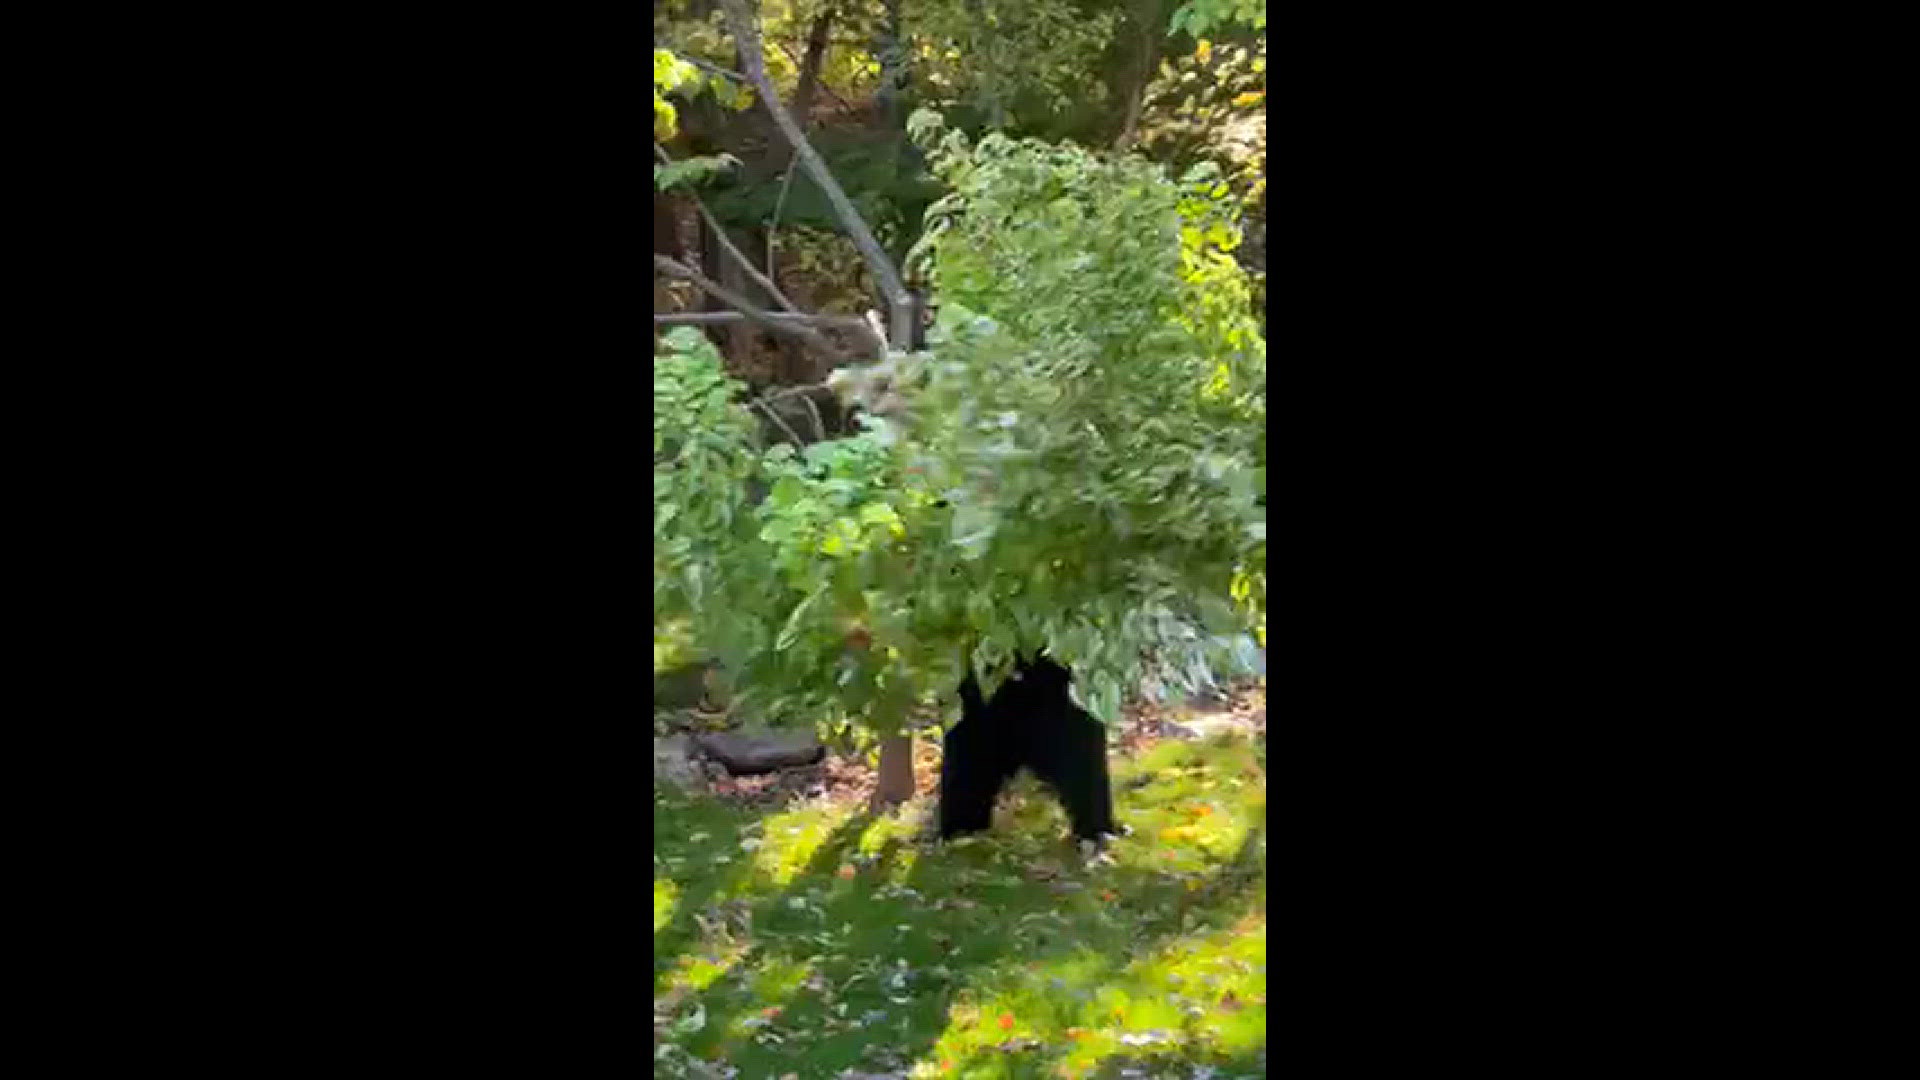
[{"left": 776, "top": 587, "right": 827, "bottom": 651}]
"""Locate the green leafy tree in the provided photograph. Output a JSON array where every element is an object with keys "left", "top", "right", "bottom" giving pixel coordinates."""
[
  {"left": 905, "top": 0, "right": 1123, "bottom": 137},
  {"left": 655, "top": 116, "right": 1263, "bottom": 782},
  {"left": 654, "top": 1, "right": 1263, "bottom": 805},
  {"left": 1168, "top": 0, "right": 1265, "bottom": 37},
  {"left": 894, "top": 113, "right": 1265, "bottom": 717},
  {"left": 1136, "top": 38, "right": 1266, "bottom": 307}
]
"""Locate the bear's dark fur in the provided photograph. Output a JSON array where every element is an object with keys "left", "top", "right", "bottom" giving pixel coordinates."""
[{"left": 938, "top": 654, "right": 1117, "bottom": 842}]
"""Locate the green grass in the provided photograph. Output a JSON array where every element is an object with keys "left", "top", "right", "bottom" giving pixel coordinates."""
[{"left": 654, "top": 732, "right": 1266, "bottom": 1079}]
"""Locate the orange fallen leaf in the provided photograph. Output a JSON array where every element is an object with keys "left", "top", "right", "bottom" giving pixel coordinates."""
[{"left": 999, "top": 1012, "right": 1014, "bottom": 1030}]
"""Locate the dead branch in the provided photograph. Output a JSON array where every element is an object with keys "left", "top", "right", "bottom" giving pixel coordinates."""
[
  {"left": 655, "top": 312, "right": 869, "bottom": 331},
  {"left": 653, "top": 254, "right": 852, "bottom": 366},
  {"left": 655, "top": 143, "right": 798, "bottom": 312},
  {"left": 748, "top": 396, "right": 808, "bottom": 448},
  {"left": 796, "top": 388, "right": 827, "bottom": 441},
  {"left": 760, "top": 381, "right": 831, "bottom": 402},
  {"left": 766, "top": 150, "right": 800, "bottom": 291},
  {"left": 717, "top": 0, "right": 916, "bottom": 350},
  {"left": 679, "top": 55, "right": 748, "bottom": 84}
]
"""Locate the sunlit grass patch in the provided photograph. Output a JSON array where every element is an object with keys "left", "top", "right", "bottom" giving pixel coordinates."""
[
  {"left": 746, "top": 807, "right": 848, "bottom": 885},
  {"left": 654, "top": 878, "right": 678, "bottom": 934},
  {"left": 654, "top": 714, "right": 1266, "bottom": 1080}
]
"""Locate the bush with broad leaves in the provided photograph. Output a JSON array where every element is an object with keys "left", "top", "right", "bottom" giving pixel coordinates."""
[{"left": 654, "top": 121, "right": 1263, "bottom": 734}]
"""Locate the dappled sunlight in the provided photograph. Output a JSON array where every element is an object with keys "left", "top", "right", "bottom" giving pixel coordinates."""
[
  {"left": 655, "top": 686, "right": 1266, "bottom": 1078},
  {"left": 747, "top": 806, "right": 854, "bottom": 886},
  {"left": 710, "top": 954, "right": 817, "bottom": 1041},
  {"left": 665, "top": 939, "right": 752, "bottom": 993},
  {"left": 907, "top": 909, "right": 1266, "bottom": 1078},
  {"left": 654, "top": 878, "right": 679, "bottom": 934}
]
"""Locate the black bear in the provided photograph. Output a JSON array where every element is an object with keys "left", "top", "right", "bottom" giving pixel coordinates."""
[{"left": 938, "top": 653, "right": 1117, "bottom": 842}]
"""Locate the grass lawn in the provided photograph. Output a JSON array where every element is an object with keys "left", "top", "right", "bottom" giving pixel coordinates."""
[{"left": 654, "top": 722, "right": 1266, "bottom": 1080}]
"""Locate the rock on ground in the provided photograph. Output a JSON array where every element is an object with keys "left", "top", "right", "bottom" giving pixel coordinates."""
[
  {"left": 653, "top": 734, "right": 704, "bottom": 791},
  {"left": 693, "top": 726, "right": 826, "bottom": 776}
]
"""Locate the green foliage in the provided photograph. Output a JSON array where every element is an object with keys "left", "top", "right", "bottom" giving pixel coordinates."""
[
  {"left": 1136, "top": 38, "right": 1266, "bottom": 315},
  {"left": 653, "top": 327, "right": 764, "bottom": 637},
  {"left": 654, "top": 48, "right": 701, "bottom": 139},
  {"left": 656, "top": 121, "right": 1265, "bottom": 736},
  {"left": 906, "top": 0, "right": 1123, "bottom": 135},
  {"left": 1139, "top": 40, "right": 1265, "bottom": 212},
  {"left": 653, "top": 45, "right": 754, "bottom": 143},
  {"left": 709, "top": 131, "right": 943, "bottom": 265},
  {"left": 655, "top": 329, "right": 949, "bottom": 734},
  {"left": 655, "top": 152, "right": 743, "bottom": 192},
  {"left": 1168, "top": 0, "right": 1266, "bottom": 38},
  {"left": 729, "top": 432, "right": 950, "bottom": 727},
  {"left": 655, "top": 1, "right": 806, "bottom": 102},
  {"left": 893, "top": 117, "right": 1266, "bottom": 720}
]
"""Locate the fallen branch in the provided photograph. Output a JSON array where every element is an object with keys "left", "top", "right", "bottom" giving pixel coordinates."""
[
  {"left": 655, "top": 143, "right": 798, "bottom": 312},
  {"left": 748, "top": 396, "right": 808, "bottom": 448},
  {"left": 717, "top": 0, "right": 916, "bottom": 350},
  {"left": 760, "top": 381, "right": 831, "bottom": 402},
  {"left": 795, "top": 387, "right": 827, "bottom": 442},
  {"left": 653, "top": 254, "right": 852, "bottom": 366},
  {"left": 655, "top": 312, "right": 869, "bottom": 330}
]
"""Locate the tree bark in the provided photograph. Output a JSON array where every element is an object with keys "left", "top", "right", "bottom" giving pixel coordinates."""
[
  {"left": 874, "top": 0, "right": 908, "bottom": 132},
  {"left": 790, "top": 5, "right": 836, "bottom": 127},
  {"left": 1113, "top": 0, "right": 1165, "bottom": 151},
  {"left": 718, "top": 0, "right": 916, "bottom": 351},
  {"left": 871, "top": 732, "right": 916, "bottom": 807},
  {"left": 654, "top": 254, "right": 853, "bottom": 365}
]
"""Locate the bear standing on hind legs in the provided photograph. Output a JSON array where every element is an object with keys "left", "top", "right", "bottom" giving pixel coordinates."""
[{"left": 938, "top": 653, "right": 1117, "bottom": 843}]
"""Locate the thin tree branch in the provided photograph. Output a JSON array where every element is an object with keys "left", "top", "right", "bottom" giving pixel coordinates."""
[
  {"left": 777, "top": 36, "right": 857, "bottom": 116},
  {"left": 717, "top": 0, "right": 916, "bottom": 348},
  {"left": 655, "top": 312, "right": 869, "bottom": 330},
  {"left": 747, "top": 396, "right": 808, "bottom": 448},
  {"left": 760, "top": 381, "right": 831, "bottom": 402},
  {"left": 767, "top": 150, "right": 800, "bottom": 288},
  {"left": 653, "top": 254, "right": 851, "bottom": 366},
  {"left": 655, "top": 142, "right": 798, "bottom": 312},
  {"left": 796, "top": 388, "right": 827, "bottom": 442},
  {"left": 679, "top": 55, "right": 748, "bottom": 84}
]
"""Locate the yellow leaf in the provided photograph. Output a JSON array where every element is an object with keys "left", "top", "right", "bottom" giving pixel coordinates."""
[
  {"left": 1196, "top": 40, "right": 1212, "bottom": 64},
  {"left": 1232, "top": 91, "right": 1264, "bottom": 108}
]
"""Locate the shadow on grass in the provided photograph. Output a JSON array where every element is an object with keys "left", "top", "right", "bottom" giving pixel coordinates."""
[{"left": 656, "top": 770, "right": 1267, "bottom": 1079}]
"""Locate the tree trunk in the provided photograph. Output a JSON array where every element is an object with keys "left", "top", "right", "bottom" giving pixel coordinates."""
[
  {"left": 1113, "top": 0, "right": 1165, "bottom": 151},
  {"left": 790, "top": 5, "right": 836, "bottom": 127},
  {"left": 874, "top": 0, "right": 908, "bottom": 132},
  {"left": 871, "top": 732, "right": 916, "bottom": 807}
]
